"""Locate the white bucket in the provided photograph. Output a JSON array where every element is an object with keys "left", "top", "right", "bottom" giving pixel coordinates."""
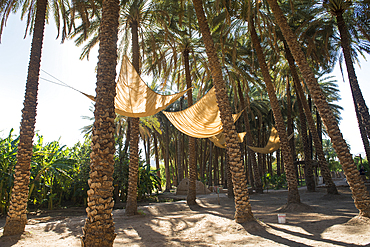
[{"left": 277, "top": 214, "right": 286, "bottom": 224}]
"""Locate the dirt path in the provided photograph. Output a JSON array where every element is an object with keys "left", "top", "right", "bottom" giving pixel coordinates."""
[{"left": 1, "top": 186, "right": 370, "bottom": 246}]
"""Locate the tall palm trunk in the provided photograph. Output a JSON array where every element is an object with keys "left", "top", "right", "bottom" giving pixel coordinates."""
[
  {"left": 249, "top": 18, "right": 300, "bottom": 203},
  {"left": 335, "top": 11, "right": 370, "bottom": 161},
  {"left": 3, "top": 0, "right": 47, "bottom": 236},
  {"left": 236, "top": 80, "right": 263, "bottom": 193},
  {"left": 82, "top": 0, "right": 119, "bottom": 244},
  {"left": 125, "top": 19, "right": 141, "bottom": 216},
  {"left": 268, "top": 0, "right": 370, "bottom": 217},
  {"left": 192, "top": 0, "right": 254, "bottom": 223},
  {"left": 153, "top": 131, "right": 161, "bottom": 188},
  {"left": 283, "top": 41, "right": 338, "bottom": 194},
  {"left": 295, "top": 87, "right": 315, "bottom": 192},
  {"left": 184, "top": 49, "right": 197, "bottom": 205},
  {"left": 164, "top": 119, "right": 171, "bottom": 191}
]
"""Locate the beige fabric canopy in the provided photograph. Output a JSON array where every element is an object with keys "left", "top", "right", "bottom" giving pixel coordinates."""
[
  {"left": 163, "top": 87, "right": 243, "bottom": 138},
  {"left": 84, "top": 55, "right": 189, "bottom": 117},
  {"left": 247, "top": 127, "right": 280, "bottom": 154},
  {"left": 209, "top": 132, "right": 247, "bottom": 148}
]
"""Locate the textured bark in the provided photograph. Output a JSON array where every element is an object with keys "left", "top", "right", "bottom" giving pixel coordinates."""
[
  {"left": 336, "top": 12, "right": 370, "bottom": 161},
  {"left": 284, "top": 41, "right": 338, "bottom": 194},
  {"left": 184, "top": 49, "right": 197, "bottom": 205},
  {"left": 125, "top": 19, "right": 141, "bottom": 216},
  {"left": 249, "top": 18, "right": 300, "bottom": 203},
  {"left": 125, "top": 117, "right": 140, "bottom": 215},
  {"left": 164, "top": 120, "right": 171, "bottom": 191},
  {"left": 153, "top": 132, "right": 161, "bottom": 181},
  {"left": 236, "top": 80, "right": 263, "bottom": 193},
  {"left": 3, "top": 0, "right": 47, "bottom": 236},
  {"left": 177, "top": 132, "right": 184, "bottom": 182},
  {"left": 295, "top": 87, "right": 315, "bottom": 192},
  {"left": 226, "top": 153, "right": 234, "bottom": 198},
  {"left": 268, "top": 0, "right": 370, "bottom": 217},
  {"left": 82, "top": 0, "right": 119, "bottom": 244},
  {"left": 193, "top": 0, "right": 254, "bottom": 222}
]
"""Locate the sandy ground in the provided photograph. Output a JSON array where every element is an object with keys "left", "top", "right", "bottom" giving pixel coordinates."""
[{"left": 1, "top": 183, "right": 370, "bottom": 247}]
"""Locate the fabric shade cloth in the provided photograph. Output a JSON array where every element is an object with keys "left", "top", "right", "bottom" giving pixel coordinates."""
[
  {"left": 247, "top": 127, "right": 280, "bottom": 154},
  {"left": 84, "top": 55, "right": 190, "bottom": 117},
  {"left": 209, "top": 132, "right": 247, "bottom": 148},
  {"left": 163, "top": 87, "right": 243, "bottom": 138}
]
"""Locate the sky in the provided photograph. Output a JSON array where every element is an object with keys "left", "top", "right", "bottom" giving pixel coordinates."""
[{"left": 1, "top": 13, "right": 370, "bottom": 157}]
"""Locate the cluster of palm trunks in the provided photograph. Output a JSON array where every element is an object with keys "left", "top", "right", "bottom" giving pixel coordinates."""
[{"left": 2, "top": 0, "right": 370, "bottom": 246}]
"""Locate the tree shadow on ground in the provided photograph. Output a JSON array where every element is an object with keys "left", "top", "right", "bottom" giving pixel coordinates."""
[
  {"left": 259, "top": 222, "right": 364, "bottom": 247},
  {"left": 0, "top": 233, "right": 22, "bottom": 247}
]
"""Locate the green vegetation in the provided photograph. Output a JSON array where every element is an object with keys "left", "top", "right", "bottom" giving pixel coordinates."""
[{"left": 0, "top": 129, "right": 160, "bottom": 215}]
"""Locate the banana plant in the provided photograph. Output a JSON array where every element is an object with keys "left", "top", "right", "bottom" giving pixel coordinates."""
[
  {"left": 0, "top": 129, "right": 19, "bottom": 214},
  {"left": 29, "top": 134, "right": 75, "bottom": 210}
]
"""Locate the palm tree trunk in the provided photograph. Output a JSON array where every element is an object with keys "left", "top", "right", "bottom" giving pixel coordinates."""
[
  {"left": 3, "top": 0, "right": 47, "bottom": 236},
  {"left": 81, "top": 0, "right": 119, "bottom": 244},
  {"left": 184, "top": 49, "right": 197, "bottom": 205},
  {"left": 286, "top": 79, "right": 298, "bottom": 181},
  {"left": 268, "top": 0, "right": 370, "bottom": 217},
  {"left": 192, "top": 0, "right": 254, "bottom": 222},
  {"left": 226, "top": 152, "right": 234, "bottom": 198},
  {"left": 295, "top": 87, "right": 315, "bottom": 192},
  {"left": 164, "top": 120, "right": 171, "bottom": 191},
  {"left": 335, "top": 11, "right": 370, "bottom": 161},
  {"left": 236, "top": 80, "right": 263, "bottom": 193},
  {"left": 125, "top": 19, "right": 141, "bottom": 216},
  {"left": 283, "top": 41, "right": 338, "bottom": 194},
  {"left": 249, "top": 17, "right": 300, "bottom": 204},
  {"left": 153, "top": 131, "right": 161, "bottom": 190}
]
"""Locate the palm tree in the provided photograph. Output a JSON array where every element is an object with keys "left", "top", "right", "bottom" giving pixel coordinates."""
[
  {"left": 323, "top": 0, "right": 370, "bottom": 162},
  {"left": 192, "top": 0, "right": 254, "bottom": 223},
  {"left": 267, "top": 0, "right": 370, "bottom": 218},
  {"left": 144, "top": 0, "right": 205, "bottom": 205},
  {"left": 283, "top": 41, "right": 338, "bottom": 195},
  {"left": 118, "top": 0, "right": 153, "bottom": 216},
  {"left": 248, "top": 15, "right": 300, "bottom": 204},
  {"left": 0, "top": 0, "right": 72, "bottom": 235},
  {"left": 80, "top": 0, "right": 119, "bottom": 244}
]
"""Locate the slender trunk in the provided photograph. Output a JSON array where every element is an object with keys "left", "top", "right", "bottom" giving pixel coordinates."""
[
  {"left": 226, "top": 152, "right": 234, "bottom": 198},
  {"left": 214, "top": 147, "right": 219, "bottom": 185},
  {"left": 126, "top": 19, "right": 141, "bottom": 216},
  {"left": 3, "top": 0, "right": 48, "bottom": 236},
  {"left": 193, "top": 0, "right": 254, "bottom": 222},
  {"left": 165, "top": 120, "right": 171, "bottom": 191},
  {"left": 177, "top": 132, "right": 184, "bottom": 182},
  {"left": 286, "top": 79, "right": 298, "bottom": 181},
  {"left": 283, "top": 41, "right": 338, "bottom": 194},
  {"left": 236, "top": 80, "right": 263, "bottom": 193},
  {"left": 268, "top": 0, "right": 369, "bottom": 216},
  {"left": 209, "top": 140, "right": 213, "bottom": 186},
  {"left": 336, "top": 12, "right": 370, "bottom": 161},
  {"left": 296, "top": 88, "right": 315, "bottom": 192},
  {"left": 153, "top": 132, "right": 160, "bottom": 178},
  {"left": 250, "top": 18, "right": 300, "bottom": 203},
  {"left": 123, "top": 119, "right": 131, "bottom": 154},
  {"left": 220, "top": 150, "right": 224, "bottom": 186},
  {"left": 184, "top": 49, "right": 197, "bottom": 205},
  {"left": 200, "top": 139, "right": 204, "bottom": 181},
  {"left": 277, "top": 149, "right": 281, "bottom": 176},
  {"left": 81, "top": 0, "right": 119, "bottom": 244}
]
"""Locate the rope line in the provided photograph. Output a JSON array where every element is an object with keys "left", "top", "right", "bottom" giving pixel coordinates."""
[{"left": 39, "top": 69, "right": 85, "bottom": 94}]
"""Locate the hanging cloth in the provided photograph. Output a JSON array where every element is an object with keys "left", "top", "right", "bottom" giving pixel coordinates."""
[
  {"left": 163, "top": 87, "right": 243, "bottom": 138},
  {"left": 209, "top": 132, "right": 247, "bottom": 148},
  {"left": 84, "top": 55, "right": 190, "bottom": 117},
  {"left": 247, "top": 127, "right": 281, "bottom": 154}
]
